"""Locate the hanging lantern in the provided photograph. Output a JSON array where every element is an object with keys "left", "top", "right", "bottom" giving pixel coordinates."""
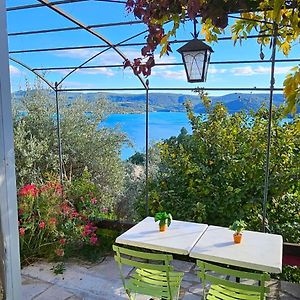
[{"left": 177, "top": 39, "right": 213, "bottom": 83}]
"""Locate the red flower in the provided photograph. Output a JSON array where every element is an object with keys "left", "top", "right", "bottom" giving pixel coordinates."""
[
  {"left": 19, "top": 228, "right": 26, "bottom": 236},
  {"left": 59, "top": 238, "right": 66, "bottom": 245},
  {"left": 18, "top": 184, "right": 38, "bottom": 197},
  {"left": 39, "top": 221, "right": 46, "bottom": 229},
  {"left": 90, "top": 235, "right": 98, "bottom": 245}
]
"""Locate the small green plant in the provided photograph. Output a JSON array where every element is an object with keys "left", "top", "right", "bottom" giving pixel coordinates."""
[
  {"left": 154, "top": 212, "right": 172, "bottom": 227},
  {"left": 229, "top": 220, "right": 247, "bottom": 235},
  {"left": 51, "top": 262, "right": 66, "bottom": 275}
]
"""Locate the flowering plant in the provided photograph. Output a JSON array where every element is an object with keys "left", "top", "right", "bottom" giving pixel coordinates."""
[{"left": 18, "top": 172, "right": 108, "bottom": 264}]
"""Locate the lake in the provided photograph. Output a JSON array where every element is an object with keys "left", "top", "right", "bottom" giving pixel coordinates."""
[
  {"left": 100, "top": 112, "right": 293, "bottom": 159},
  {"left": 100, "top": 112, "right": 192, "bottom": 159}
]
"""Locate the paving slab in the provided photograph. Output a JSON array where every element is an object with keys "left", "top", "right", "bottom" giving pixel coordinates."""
[
  {"left": 21, "top": 276, "right": 52, "bottom": 299},
  {"left": 182, "top": 292, "right": 203, "bottom": 300},
  {"left": 34, "top": 285, "right": 74, "bottom": 300},
  {"left": 21, "top": 257, "right": 300, "bottom": 300},
  {"left": 87, "top": 256, "right": 133, "bottom": 280},
  {"left": 171, "top": 260, "right": 195, "bottom": 272},
  {"left": 280, "top": 281, "right": 300, "bottom": 299}
]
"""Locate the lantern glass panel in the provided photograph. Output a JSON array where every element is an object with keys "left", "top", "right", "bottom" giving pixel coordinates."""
[{"left": 182, "top": 50, "right": 206, "bottom": 81}]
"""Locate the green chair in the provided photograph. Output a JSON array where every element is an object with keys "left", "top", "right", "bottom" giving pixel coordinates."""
[
  {"left": 197, "top": 260, "right": 270, "bottom": 300},
  {"left": 113, "top": 245, "right": 184, "bottom": 300}
]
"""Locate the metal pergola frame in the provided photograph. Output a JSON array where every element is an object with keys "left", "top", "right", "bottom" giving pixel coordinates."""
[
  {"left": 7, "top": 0, "right": 300, "bottom": 223},
  {"left": 1, "top": 1, "right": 299, "bottom": 297}
]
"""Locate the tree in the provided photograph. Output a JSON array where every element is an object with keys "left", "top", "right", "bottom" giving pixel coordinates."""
[
  {"left": 13, "top": 86, "right": 127, "bottom": 208},
  {"left": 141, "top": 101, "right": 300, "bottom": 241},
  {"left": 125, "top": 0, "right": 300, "bottom": 112}
]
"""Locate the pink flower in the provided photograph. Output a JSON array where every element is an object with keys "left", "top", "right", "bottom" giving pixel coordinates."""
[
  {"left": 90, "top": 198, "right": 97, "bottom": 205},
  {"left": 101, "top": 207, "right": 108, "bottom": 213},
  {"left": 39, "top": 221, "right": 46, "bottom": 229},
  {"left": 55, "top": 248, "right": 64, "bottom": 257},
  {"left": 90, "top": 236, "right": 98, "bottom": 245},
  {"left": 18, "top": 184, "right": 38, "bottom": 197},
  {"left": 19, "top": 228, "right": 26, "bottom": 236},
  {"left": 71, "top": 211, "right": 79, "bottom": 218}
]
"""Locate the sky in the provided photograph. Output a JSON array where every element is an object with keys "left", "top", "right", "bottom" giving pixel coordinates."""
[{"left": 6, "top": 0, "right": 300, "bottom": 97}]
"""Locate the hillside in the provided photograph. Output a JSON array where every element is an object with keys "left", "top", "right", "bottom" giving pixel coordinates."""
[{"left": 12, "top": 90, "right": 286, "bottom": 113}]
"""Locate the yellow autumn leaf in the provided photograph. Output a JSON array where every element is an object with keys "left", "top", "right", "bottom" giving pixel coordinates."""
[{"left": 279, "top": 41, "right": 291, "bottom": 55}]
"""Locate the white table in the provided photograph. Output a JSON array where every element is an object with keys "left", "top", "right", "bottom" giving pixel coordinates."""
[
  {"left": 116, "top": 217, "right": 208, "bottom": 255},
  {"left": 190, "top": 225, "right": 283, "bottom": 273}
]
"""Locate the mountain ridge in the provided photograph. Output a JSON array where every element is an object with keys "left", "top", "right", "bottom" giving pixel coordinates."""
[{"left": 12, "top": 90, "right": 286, "bottom": 113}]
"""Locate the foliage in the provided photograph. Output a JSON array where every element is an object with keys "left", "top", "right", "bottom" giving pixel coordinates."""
[
  {"left": 50, "top": 263, "right": 66, "bottom": 275},
  {"left": 128, "top": 152, "right": 146, "bottom": 165},
  {"left": 125, "top": 0, "right": 300, "bottom": 111},
  {"left": 154, "top": 212, "right": 172, "bottom": 227},
  {"left": 283, "top": 65, "right": 300, "bottom": 115},
  {"left": 116, "top": 145, "right": 161, "bottom": 222},
  {"left": 18, "top": 171, "right": 113, "bottom": 265},
  {"left": 13, "top": 86, "right": 127, "bottom": 209},
  {"left": 267, "top": 191, "right": 300, "bottom": 243},
  {"left": 277, "top": 265, "right": 300, "bottom": 283},
  {"left": 139, "top": 100, "right": 300, "bottom": 242},
  {"left": 229, "top": 220, "right": 247, "bottom": 235}
]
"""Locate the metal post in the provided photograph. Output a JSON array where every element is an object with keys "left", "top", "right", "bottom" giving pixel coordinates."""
[
  {"left": 54, "top": 82, "right": 64, "bottom": 187},
  {"left": 262, "top": 24, "right": 278, "bottom": 232},
  {"left": 145, "top": 79, "right": 149, "bottom": 216},
  {"left": 0, "top": 1, "right": 21, "bottom": 299}
]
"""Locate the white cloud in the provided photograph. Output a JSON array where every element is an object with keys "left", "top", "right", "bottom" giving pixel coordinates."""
[
  {"left": 209, "top": 66, "right": 227, "bottom": 74},
  {"left": 9, "top": 65, "right": 22, "bottom": 76},
  {"left": 231, "top": 65, "right": 293, "bottom": 76},
  {"left": 77, "top": 67, "right": 115, "bottom": 76},
  {"left": 151, "top": 69, "right": 186, "bottom": 80},
  {"left": 61, "top": 80, "right": 103, "bottom": 89}
]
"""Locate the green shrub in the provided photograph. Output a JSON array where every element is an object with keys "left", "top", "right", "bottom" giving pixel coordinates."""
[
  {"left": 138, "top": 101, "right": 300, "bottom": 243},
  {"left": 13, "top": 87, "right": 127, "bottom": 208}
]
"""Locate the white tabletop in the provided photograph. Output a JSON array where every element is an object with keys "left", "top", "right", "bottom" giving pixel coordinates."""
[
  {"left": 190, "top": 225, "right": 283, "bottom": 273},
  {"left": 116, "top": 217, "right": 208, "bottom": 255}
]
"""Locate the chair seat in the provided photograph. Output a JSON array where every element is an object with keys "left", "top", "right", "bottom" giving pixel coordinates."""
[
  {"left": 207, "top": 284, "right": 265, "bottom": 300},
  {"left": 126, "top": 268, "right": 184, "bottom": 300}
]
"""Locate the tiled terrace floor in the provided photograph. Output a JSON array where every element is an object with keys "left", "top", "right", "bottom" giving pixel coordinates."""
[{"left": 22, "top": 256, "right": 300, "bottom": 300}]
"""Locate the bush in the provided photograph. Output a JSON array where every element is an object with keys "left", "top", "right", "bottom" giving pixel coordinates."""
[
  {"left": 139, "top": 101, "right": 300, "bottom": 242},
  {"left": 18, "top": 171, "right": 112, "bottom": 265},
  {"left": 13, "top": 87, "right": 127, "bottom": 209}
]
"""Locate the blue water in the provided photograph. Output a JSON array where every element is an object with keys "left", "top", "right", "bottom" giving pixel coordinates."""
[
  {"left": 100, "top": 112, "right": 293, "bottom": 159},
  {"left": 100, "top": 112, "right": 192, "bottom": 159}
]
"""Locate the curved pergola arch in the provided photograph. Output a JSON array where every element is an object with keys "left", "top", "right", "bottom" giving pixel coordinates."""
[
  {"left": 6, "top": 0, "right": 300, "bottom": 228},
  {"left": 9, "top": 0, "right": 152, "bottom": 197}
]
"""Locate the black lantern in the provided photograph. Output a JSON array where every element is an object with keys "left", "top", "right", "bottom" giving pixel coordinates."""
[{"left": 177, "top": 39, "right": 213, "bottom": 83}]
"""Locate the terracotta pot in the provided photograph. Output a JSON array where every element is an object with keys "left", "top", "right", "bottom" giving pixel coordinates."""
[
  {"left": 159, "top": 224, "right": 167, "bottom": 232},
  {"left": 233, "top": 233, "right": 242, "bottom": 243}
]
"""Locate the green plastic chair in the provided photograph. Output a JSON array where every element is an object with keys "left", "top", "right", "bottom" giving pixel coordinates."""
[
  {"left": 197, "top": 260, "right": 270, "bottom": 300},
  {"left": 113, "top": 245, "right": 184, "bottom": 300}
]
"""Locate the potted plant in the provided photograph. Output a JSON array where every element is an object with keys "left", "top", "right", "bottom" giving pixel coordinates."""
[
  {"left": 154, "top": 212, "right": 172, "bottom": 232},
  {"left": 229, "top": 220, "right": 247, "bottom": 244}
]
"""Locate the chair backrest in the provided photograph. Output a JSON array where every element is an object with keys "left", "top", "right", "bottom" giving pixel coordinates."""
[
  {"left": 113, "top": 245, "right": 175, "bottom": 299},
  {"left": 197, "top": 260, "right": 270, "bottom": 300}
]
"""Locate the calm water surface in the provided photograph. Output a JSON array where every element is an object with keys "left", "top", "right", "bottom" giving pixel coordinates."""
[{"left": 100, "top": 112, "right": 192, "bottom": 159}]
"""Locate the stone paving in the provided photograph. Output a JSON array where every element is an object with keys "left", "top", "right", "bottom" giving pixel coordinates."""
[{"left": 21, "top": 256, "right": 300, "bottom": 300}]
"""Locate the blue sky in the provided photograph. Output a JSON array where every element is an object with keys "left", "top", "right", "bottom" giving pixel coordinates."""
[{"left": 6, "top": 0, "right": 300, "bottom": 96}]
